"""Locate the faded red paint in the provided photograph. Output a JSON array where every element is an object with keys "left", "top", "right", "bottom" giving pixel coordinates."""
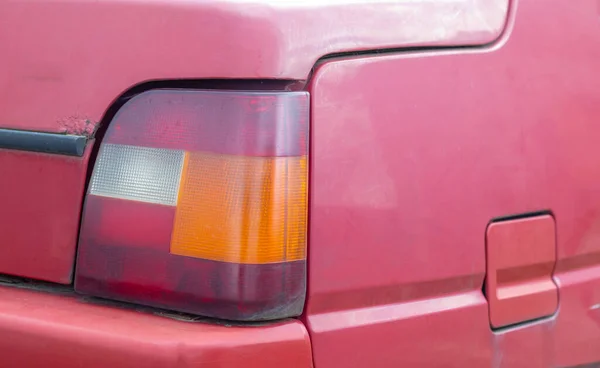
[
  {"left": 0, "top": 0, "right": 508, "bottom": 134},
  {"left": 0, "top": 286, "right": 313, "bottom": 368},
  {"left": 305, "top": 0, "right": 600, "bottom": 366},
  {"left": 0, "top": 144, "right": 92, "bottom": 284},
  {"left": 3, "top": 0, "right": 600, "bottom": 367}
]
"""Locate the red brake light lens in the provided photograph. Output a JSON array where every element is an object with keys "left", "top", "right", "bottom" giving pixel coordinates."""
[{"left": 75, "top": 89, "right": 309, "bottom": 321}]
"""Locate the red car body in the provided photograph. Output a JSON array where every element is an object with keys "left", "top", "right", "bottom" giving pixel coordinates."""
[{"left": 1, "top": 0, "right": 600, "bottom": 366}]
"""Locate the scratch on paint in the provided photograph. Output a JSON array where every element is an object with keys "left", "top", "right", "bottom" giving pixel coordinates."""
[{"left": 491, "top": 333, "right": 503, "bottom": 368}]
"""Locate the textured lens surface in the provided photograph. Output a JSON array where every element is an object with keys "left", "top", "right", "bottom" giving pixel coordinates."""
[{"left": 90, "top": 144, "right": 185, "bottom": 206}]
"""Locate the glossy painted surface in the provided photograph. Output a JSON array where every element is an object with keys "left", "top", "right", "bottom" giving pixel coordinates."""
[
  {"left": 0, "top": 0, "right": 508, "bottom": 134},
  {"left": 486, "top": 215, "right": 558, "bottom": 328},
  {"left": 0, "top": 144, "right": 92, "bottom": 284},
  {"left": 306, "top": 0, "right": 600, "bottom": 366},
  {"left": 0, "top": 285, "right": 313, "bottom": 368}
]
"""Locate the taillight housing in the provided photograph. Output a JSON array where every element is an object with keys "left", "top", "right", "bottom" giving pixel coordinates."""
[{"left": 75, "top": 89, "right": 309, "bottom": 321}]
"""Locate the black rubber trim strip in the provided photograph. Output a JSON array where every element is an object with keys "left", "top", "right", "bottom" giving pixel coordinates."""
[{"left": 0, "top": 128, "right": 87, "bottom": 157}]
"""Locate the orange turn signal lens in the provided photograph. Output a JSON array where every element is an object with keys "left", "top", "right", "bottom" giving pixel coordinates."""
[{"left": 170, "top": 152, "right": 308, "bottom": 264}]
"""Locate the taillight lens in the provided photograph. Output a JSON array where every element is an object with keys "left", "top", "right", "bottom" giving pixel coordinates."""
[{"left": 75, "top": 89, "right": 309, "bottom": 321}]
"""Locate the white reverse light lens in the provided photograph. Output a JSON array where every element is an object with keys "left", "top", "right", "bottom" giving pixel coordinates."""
[{"left": 89, "top": 144, "right": 185, "bottom": 206}]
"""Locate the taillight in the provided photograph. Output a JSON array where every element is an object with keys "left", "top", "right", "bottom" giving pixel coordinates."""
[{"left": 75, "top": 89, "right": 309, "bottom": 321}]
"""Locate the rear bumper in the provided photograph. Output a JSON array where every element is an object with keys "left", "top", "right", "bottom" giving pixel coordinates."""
[{"left": 0, "top": 285, "right": 313, "bottom": 368}]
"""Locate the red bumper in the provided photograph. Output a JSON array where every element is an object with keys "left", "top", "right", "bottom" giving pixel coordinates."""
[{"left": 0, "top": 285, "right": 313, "bottom": 368}]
